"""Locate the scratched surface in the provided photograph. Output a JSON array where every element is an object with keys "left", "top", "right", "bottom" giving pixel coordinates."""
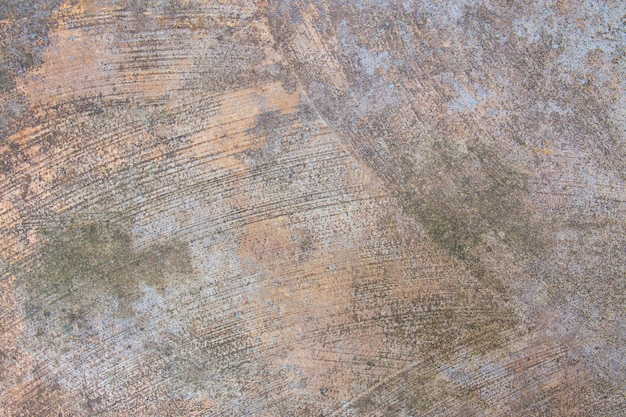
[{"left": 0, "top": 1, "right": 625, "bottom": 416}]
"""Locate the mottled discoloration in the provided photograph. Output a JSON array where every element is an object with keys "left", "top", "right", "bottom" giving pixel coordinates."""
[
  {"left": 21, "top": 217, "right": 194, "bottom": 317},
  {"left": 266, "top": 0, "right": 626, "bottom": 414},
  {"left": 0, "top": 0, "right": 62, "bottom": 84},
  {"left": 0, "top": 0, "right": 63, "bottom": 150},
  {"left": 1, "top": 0, "right": 625, "bottom": 416}
]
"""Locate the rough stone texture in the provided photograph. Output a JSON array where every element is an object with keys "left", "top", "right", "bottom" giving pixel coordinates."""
[{"left": 0, "top": 1, "right": 624, "bottom": 416}]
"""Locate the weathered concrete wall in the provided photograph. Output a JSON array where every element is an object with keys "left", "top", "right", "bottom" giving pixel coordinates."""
[{"left": 0, "top": 1, "right": 624, "bottom": 416}]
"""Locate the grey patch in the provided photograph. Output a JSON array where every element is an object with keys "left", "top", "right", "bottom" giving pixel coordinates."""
[
  {"left": 447, "top": 81, "right": 492, "bottom": 113},
  {"left": 0, "top": 0, "right": 62, "bottom": 74},
  {"left": 0, "top": 0, "right": 63, "bottom": 139},
  {"left": 243, "top": 107, "right": 314, "bottom": 167},
  {"left": 127, "top": 0, "right": 147, "bottom": 16}
]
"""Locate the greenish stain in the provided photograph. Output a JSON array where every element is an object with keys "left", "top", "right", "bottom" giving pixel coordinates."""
[
  {"left": 20, "top": 218, "right": 194, "bottom": 321},
  {"left": 402, "top": 141, "right": 544, "bottom": 282}
]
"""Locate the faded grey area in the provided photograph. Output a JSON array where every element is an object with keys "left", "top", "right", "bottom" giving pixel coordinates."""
[{"left": 0, "top": 0, "right": 625, "bottom": 416}]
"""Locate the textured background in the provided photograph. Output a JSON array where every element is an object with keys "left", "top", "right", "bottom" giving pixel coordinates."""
[{"left": 0, "top": 0, "right": 625, "bottom": 416}]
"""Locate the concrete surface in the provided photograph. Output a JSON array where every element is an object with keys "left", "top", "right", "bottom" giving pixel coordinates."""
[{"left": 0, "top": 0, "right": 624, "bottom": 416}]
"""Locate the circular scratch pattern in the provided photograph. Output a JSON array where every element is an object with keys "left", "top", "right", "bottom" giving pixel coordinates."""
[{"left": 1, "top": 1, "right": 625, "bottom": 416}]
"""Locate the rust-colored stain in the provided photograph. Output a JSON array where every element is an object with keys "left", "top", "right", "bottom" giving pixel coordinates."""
[{"left": 1, "top": 1, "right": 625, "bottom": 416}]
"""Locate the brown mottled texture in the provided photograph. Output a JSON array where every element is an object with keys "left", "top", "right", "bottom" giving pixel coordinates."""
[{"left": 1, "top": 0, "right": 625, "bottom": 416}]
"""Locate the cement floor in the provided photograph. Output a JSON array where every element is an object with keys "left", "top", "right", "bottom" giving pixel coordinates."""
[{"left": 1, "top": 1, "right": 624, "bottom": 415}]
